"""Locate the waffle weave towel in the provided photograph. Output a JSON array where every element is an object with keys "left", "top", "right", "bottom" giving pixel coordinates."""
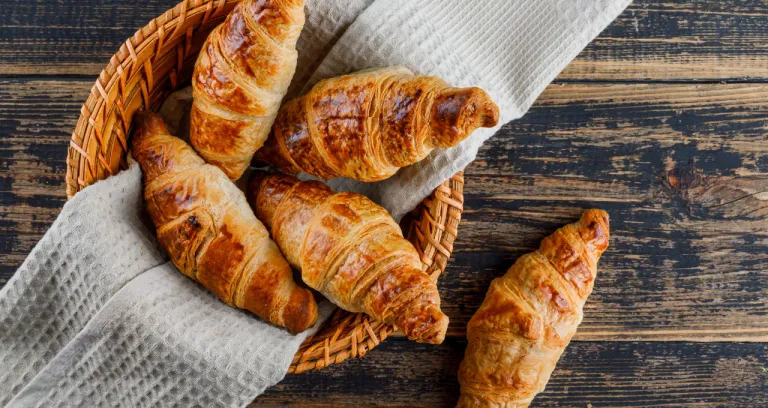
[
  {"left": 297, "top": 0, "right": 633, "bottom": 220},
  {"left": 0, "top": 0, "right": 630, "bottom": 406}
]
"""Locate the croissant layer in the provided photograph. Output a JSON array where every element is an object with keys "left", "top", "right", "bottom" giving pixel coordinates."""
[
  {"left": 248, "top": 172, "right": 449, "bottom": 344},
  {"left": 190, "top": 0, "right": 305, "bottom": 180},
  {"left": 132, "top": 112, "right": 318, "bottom": 334},
  {"left": 254, "top": 66, "right": 500, "bottom": 181},
  {"left": 457, "top": 210, "right": 610, "bottom": 407}
]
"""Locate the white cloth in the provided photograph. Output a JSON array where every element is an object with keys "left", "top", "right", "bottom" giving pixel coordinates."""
[
  {"left": 0, "top": 0, "right": 630, "bottom": 406},
  {"left": 298, "top": 0, "right": 633, "bottom": 220},
  {"left": 0, "top": 164, "right": 333, "bottom": 407}
]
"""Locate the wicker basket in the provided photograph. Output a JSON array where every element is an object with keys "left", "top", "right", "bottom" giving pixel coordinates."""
[{"left": 64, "top": 0, "right": 463, "bottom": 374}]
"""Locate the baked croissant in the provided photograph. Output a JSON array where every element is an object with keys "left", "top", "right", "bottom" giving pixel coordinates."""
[
  {"left": 457, "top": 210, "right": 610, "bottom": 407},
  {"left": 254, "top": 66, "right": 500, "bottom": 181},
  {"left": 190, "top": 0, "right": 305, "bottom": 180},
  {"left": 131, "top": 112, "right": 318, "bottom": 334},
  {"left": 247, "top": 172, "right": 449, "bottom": 344}
]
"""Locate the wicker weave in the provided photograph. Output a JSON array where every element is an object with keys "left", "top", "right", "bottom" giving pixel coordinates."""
[
  {"left": 64, "top": 0, "right": 463, "bottom": 373},
  {"left": 289, "top": 172, "right": 463, "bottom": 373}
]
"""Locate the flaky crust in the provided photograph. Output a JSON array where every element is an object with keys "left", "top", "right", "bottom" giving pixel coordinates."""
[
  {"left": 131, "top": 112, "right": 317, "bottom": 334},
  {"left": 191, "top": 0, "right": 305, "bottom": 180},
  {"left": 254, "top": 66, "right": 500, "bottom": 182},
  {"left": 457, "top": 210, "right": 610, "bottom": 407},
  {"left": 248, "top": 172, "right": 449, "bottom": 344}
]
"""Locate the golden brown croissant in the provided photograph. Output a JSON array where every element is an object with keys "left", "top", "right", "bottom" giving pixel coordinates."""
[
  {"left": 190, "top": 0, "right": 305, "bottom": 180},
  {"left": 457, "top": 210, "right": 610, "bottom": 407},
  {"left": 131, "top": 112, "right": 318, "bottom": 334},
  {"left": 247, "top": 171, "right": 449, "bottom": 343},
  {"left": 254, "top": 66, "right": 500, "bottom": 181}
]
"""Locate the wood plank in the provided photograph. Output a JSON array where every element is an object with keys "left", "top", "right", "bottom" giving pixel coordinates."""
[
  {"left": 0, "top": 1, "right": 173, "bottom": 76},
  {"left": 560, "top": 0, "right": 768, "bottom": 81},
  {"left": 1, "top": 80, "right": 766, "bottom": 343},
  {"left": 257, "top": 338, "right": 768, "bottom": 407},
  {"left": 0, "top": 79, "right": 88, "bottom": 282},
  {"left": 0, "top": 0, "right": 766, "bottom": 81},
  {"left": 438, "top": 82, "right": 768, "bottom": 341}
]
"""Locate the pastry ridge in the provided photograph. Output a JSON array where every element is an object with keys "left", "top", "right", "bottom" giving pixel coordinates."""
[
  {"left": 255, "top": 66, "right": 500, "bottom": 182},
  {"left": 457, "top": 210, "right": 610, "bottom": 407},
  {"left": 248, "top": 171, "right": 450, "bottom": 344},
  {"left": 191, "top": 0, "right": 305, "bottom": 180},
  {"left": 132, "top": 111, "right": 318, "bottom": 334}
]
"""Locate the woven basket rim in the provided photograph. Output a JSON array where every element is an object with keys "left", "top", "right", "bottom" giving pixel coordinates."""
[{"left": 63, "top": 0, "right": 464, "bottom": 374}]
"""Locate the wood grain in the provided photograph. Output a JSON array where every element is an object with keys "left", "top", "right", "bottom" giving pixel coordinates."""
[
  {"left": 441, "top": 82, "right": 768, "bottom": 341},
  {"left": 560, "top": 0, "right": 768, "bottom": 81},
  {"left": 0, "top": 79, "right": 86, "bottom": 282},
  {"left": 1, "top": 1, "right": 767, "bottom": 403},
  {"left": 257, "top": 338, "right": 768, "bottom": 407},
  {"left": 2, "top": 80, "right": 766, "bottom": 343},
  {"left": 0, "top": 0, "right": 766, "bottom": 81},
  {"left": 0, "top": 1, "right": 173, "bottom": 76}
]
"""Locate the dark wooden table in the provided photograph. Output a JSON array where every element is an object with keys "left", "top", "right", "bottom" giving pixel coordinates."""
[{"left": 2, "top": 0, "right": 767, "bottom": 406}]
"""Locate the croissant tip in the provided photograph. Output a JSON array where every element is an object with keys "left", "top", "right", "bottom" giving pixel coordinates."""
[
  {"left": 579, "top": 209, "right": 611, "bottom": 254},
  {"left": 582, "top": 209, "right": 610, "bottom": 228},
  {"left": 417, "top": 316, "right": 449, "bottom": 344},
  {"left": 430, "top": 325, "right": 449, "bottom": 345},
  {"left": 282, "top": 288, "right": 319, "bottom": 335},
  {"left": 132, "top": 110, "right": 159, "bottom": 130},
  {"left": 131, "top": 111, "right": 169, "bottom": 149},
  {"left": 427, "top": 87, "right": 500, "bottom": 148},
  {"left": 400, "top": 301, "right": 449, "bottom": 344},
  {"left": 478, "top": 97, "right": 500, "bottom": 128}
]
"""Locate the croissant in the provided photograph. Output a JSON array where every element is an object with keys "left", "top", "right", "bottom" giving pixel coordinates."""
[
  {"left": 254, "top": 66, "right": 500, "bottom": 181},
  {"left": 131, "top": 112, "right": 318, "bottom": 334},
  {"left": 457, "top": 210, "right": 610, "bottom": 407},
  {"left": 190, "top": 0, "right": 305, "bottom": 180},
  {"left": 247, "top": 172, "right": 449, "bottom": 343}
]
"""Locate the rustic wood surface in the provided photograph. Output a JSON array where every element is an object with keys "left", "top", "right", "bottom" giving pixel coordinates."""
[
  {"left": 1, "top": 0, "right": 766, "bottom": 406},
  {"left": 259, "top": 339, "right": 768, "bottom": 407}
]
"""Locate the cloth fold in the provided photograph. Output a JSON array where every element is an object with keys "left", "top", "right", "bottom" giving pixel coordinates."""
[
  {"left": 303, "top": 0, "right": 633, "bottom": 220},
  {"left": 1, "top": 164, "right": 165, "bottom": 405},
  {"left": 1, "top": 0, "right": 631, "bottom": 406},
  {"left": 8, "top": 262, "right": 333, "bottom": 407},
  {"left": 0, "top": 165, "right": 332, "bottom": 407}
]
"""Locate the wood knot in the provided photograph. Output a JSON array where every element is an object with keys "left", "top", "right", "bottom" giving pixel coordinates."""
[{"left": 661, "top": 158, "right": 702, "bottom": 200}]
